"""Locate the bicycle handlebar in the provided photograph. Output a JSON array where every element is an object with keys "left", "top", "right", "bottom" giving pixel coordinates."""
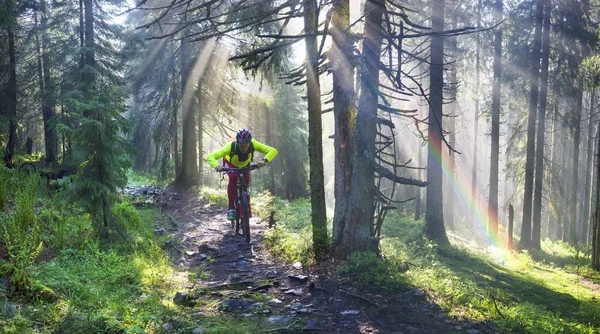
[{"left": 219, "top": 164, "right": 259, "bottom": 173}]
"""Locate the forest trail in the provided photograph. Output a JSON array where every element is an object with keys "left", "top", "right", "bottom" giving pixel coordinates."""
[{"left": 146, "top": 187, "right": 498, "bottom": 334}]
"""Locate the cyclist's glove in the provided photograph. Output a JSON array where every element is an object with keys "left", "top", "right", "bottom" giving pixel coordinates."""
[{"left": 215, "top": 166, "right": 223, "bottom": 172}]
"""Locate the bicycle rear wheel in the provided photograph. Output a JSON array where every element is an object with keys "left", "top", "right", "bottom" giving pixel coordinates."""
[{"left": 241, "top": 191, "right": 250, "bottom": 243}]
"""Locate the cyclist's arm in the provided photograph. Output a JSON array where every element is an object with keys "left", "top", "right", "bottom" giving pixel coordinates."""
[
  {"left": 206, "top": 143, "right": 232, "bottom": 168},
  {"left": 252, "top": 139, "right": 278, "bottom": 163}
]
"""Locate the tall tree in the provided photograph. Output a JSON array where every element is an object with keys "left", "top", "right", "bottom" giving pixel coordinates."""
[
  {"left": 303, "top": 0, "right": 328, "bottom": 258},
  {"left": 331, "top": 0, "right": 357, "bottom": 255},
  {"left": 592, "top": 119, "right": 600, "bottom": 270},
  {"left": 472, "top": 0, "right": 481, "bottom": 209},
  {"left": 3, "top": 0, "right": 18, "bottom": 165},
  {"left": 333, "top": 0, "right": 385, "bottom": 258},
  {"left": 531, "top": 0, "right": 551, "bottom": 250},
  {"left": 583, "top": 92, "right": 596, "bottom": 244},
  {"left": 488, "top": 0, "right": 503, "bottom": 242},
  {"left": 520, "top": 0, "right": 544, "bottom": 249},
  {"left": 175, "top": 36, "right": 201, "bottom": 188},
  {"left": 426, "top": 0, "right": 450, "bottom": 245},
  {"left": 445, "top": 2, "right": 458, "bottom": 229},
  {"left": 569, "top": 90, "right": 584, "bottom": 246},
  {"left": 39, "top": 0, "right": 57, "bottom": 165}
]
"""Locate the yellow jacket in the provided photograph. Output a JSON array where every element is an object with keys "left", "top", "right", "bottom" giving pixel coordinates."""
[{"left": 206, "top": 139, "right": 278, "bottom": 168}]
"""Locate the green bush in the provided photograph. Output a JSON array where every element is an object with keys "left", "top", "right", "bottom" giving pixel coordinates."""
[
  {"left": 263, "top": 225, "right": 314, "bottom": 265},
  {"left": 338, "top": 252, "right": 408, "bottom": 290},
  {"left": 197, "top": 186, "right": 228, "bottom": 206}
]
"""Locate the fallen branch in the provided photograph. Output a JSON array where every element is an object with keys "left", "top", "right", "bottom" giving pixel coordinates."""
[{"left": 339, "top": 289, "right": 379, "bottom": 307}]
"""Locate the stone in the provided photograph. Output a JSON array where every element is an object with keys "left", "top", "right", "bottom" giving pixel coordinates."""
[
  {"left": 192, "top": 328, "right": 204, "bottom": 334},
  {"left": 293, "top": 262, "right": 303, "bottom": 269},
  {"left": 288, "top": 274, "right": 308, "bottom": 282},
  {"left": 173, "top": 292, "right": 195, "bottom": 306},
  {"left": 284, "top": 289, "right": 304, "bottom": 296},
  {"left": 267, "top": 315, "right": 293, "bottom": 325},
  {"left": 340, "top": 310, "right": 360, "bottom": 315},
  {"left": 219, "top": 299, "right": 254, "bottom": 312}
]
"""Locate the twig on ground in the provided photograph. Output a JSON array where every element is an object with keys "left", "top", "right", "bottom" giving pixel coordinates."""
[{"left": 339, "top": 289, "right": 379, "bottom": 307}]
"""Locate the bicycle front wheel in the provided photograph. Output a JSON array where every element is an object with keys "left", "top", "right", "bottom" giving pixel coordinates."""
[{"left": 241, "top": 191, "right": 250, "bottom": 243}]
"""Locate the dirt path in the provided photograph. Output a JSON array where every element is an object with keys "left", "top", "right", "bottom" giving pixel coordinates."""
[{"left": 146, "top": 187, "right": 497, "bottom": 334}]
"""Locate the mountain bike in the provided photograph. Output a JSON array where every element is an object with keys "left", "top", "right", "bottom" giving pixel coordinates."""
[{"left": 220, "top": 164, "right": 259, "bottom": 243}]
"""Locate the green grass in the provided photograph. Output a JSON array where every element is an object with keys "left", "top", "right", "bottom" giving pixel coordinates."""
[
  {"left": 126, "top": 170, "right": 170, "bottom": 187},
  {"left": 256, "top": 198, "right": 600, "bottom": 333},
  {"left": 377, "top": 214, "right": 600, "bottom": 333}
]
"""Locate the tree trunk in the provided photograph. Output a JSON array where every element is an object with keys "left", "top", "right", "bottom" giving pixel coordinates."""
[
  {"left": 266, "top": 105, "right": 275, "bottom": 192},
  {"left": 79, "top": 0, "right": 84, "bottom": 72},
  {"left": 170, "top": 46, "right": 180, "bottom": 178},
  {"left": 562, "top": 124, "right": 569, "bottom": 242},
  {"left": 569, "top": 91, "right": 584, "bottom": 246},
  {"left": 331, "top": 0, "right": 356, "bottom": 249},
  {"left": 508, "top": 203, "right": 514, "bottom": 249},
  {"left": 426, "top": 0, "right": 450, "bottom": 245},
  {"left": 333, "top": 0, "right": 384, "bottom": 258},
  {"left": 415, "top": 143, "right": 422, "bottom": 221},
  {"left": 489, "top": 0, "right": 503, "bottom": 243},
  {"left": 446, "top": 6, "right": 458, "bottom": 229},
  {"left": 548, "top": 93, "right": 559, "bottom": 240},
  {"left": 472, "top": 0, "right": 481, "bottom": 208},
  {"left": 583, "top": 92, "right": 596, "bottom": 245},
  {"left": 592, "top": 118, "right": 600, "bottom": 270},
  {"left": 197, "top": 81, "right": 204, "bottom": 186},
  {"left": 83, "top": 0, "right": 95, "bottom": 89},
  {"left": 304, "top": 0, "right": 328, "bottom": 259},
  {"left": 531, "top": 0, "right": 551, "bottom": 250},
  {"left": 40, "top": 0, "right": 57, "bottom": 165},
  {"left": 175, "top": 36, "right": 199, "bottom": 187},
  {"left": 520, "top": 0, "right": 544, "bottom": 249},
  {"left": 4, "top": 21, "right": 17, "bottom": 163}
]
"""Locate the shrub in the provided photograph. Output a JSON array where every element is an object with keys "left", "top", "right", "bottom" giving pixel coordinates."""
[{"left": 338, "top": 252, "right": 408, "bottom": 290}]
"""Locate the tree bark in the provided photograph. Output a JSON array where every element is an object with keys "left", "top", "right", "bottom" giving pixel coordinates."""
[
  {"left": 333, "top": 0, "right": 385, "bottom": 258},
  {"left": 472, "top": 0, "right": 481, "bottom": 208},
  {"left": 489, "top": 0, "right": 503, "bottom": 243},
  {"left": 548, "top": 92, "right": 560, "bottom": 240},
  {"left": 83, "top": 0, "right": 95, "bottom": 90},
  {"left": 415, "top": 143, "right": 423, "bottom": 221},
  {"left": 592, "top": 118, "right": 600, "bottom": 270},
  {"left": 331, "top": 0, "right": 356, "bottom": 251},
  {"left": 170, "top": 46, "right": 180, "bottom": 178},
  {"left": 426, "top": 0, "right": 450, "bottom": 245},
  {"left": 40, "top": 0, "right": 57, "bottom": 165},
  {"left": 583, "top": 92, "right": 596, "bottom": 245},
  {"left": 569, "top": 91, "right": 584, "bottom": 246},
  {"left": 561, "top": 123, "right": 569, "bottom": 242},
  {"left": 508, "top": 203, "right": 514, "bottom": 249},
  {"left": 304, "top": 0, "right": 328, "bottom": 259},
  {"left": 175, "top": 35, "right": 199, "bottom": 187},
  {"left": 197, "top": 80, "right": 204, "bottom": 186},
  {"left": 531, "top": 0, "right": 551, "bottom": 250},
  {"left": 446, "top": 5, "right": 458, "bottom": 229},
  {"left": 4, "top": 17, "right": 17, "bottom": 163},
  {"left": 520, "top": 0, "right": 544, "bottom": 249}
]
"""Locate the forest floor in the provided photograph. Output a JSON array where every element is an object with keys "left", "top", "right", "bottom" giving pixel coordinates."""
[{"left": 151, "top": 187, "right": 500, "bottom": 334}]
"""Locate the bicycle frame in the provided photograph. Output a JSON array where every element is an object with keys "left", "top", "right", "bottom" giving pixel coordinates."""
[{"left": 221, "top": 164, "right": 258, "bottom": 242}]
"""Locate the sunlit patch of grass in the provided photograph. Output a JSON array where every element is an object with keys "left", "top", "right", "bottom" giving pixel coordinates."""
[
  {"left": 126, "top": 170, "right": 170, "bottom": 187},
  {"left": 196, "top": 186, "right": 229, "bottom": 206},
  {"left": 377, "top": 213, "right": 600, "bottom": 333},
  {"left": 263, "top": 225, "right": 314, "bottom": 265}
]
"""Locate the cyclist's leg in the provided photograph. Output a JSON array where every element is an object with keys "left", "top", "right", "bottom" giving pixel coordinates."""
[{"left": 223, "top": 159, "right": 237, "bottom": 214}]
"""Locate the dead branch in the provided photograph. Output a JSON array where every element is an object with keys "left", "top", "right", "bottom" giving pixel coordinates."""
[{"left": 374, "top": 164, "right": 428, "bottom": 187}]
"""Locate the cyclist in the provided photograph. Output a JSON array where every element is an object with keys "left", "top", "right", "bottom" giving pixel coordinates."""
[{"left": 206, "top": 128, "right": 278, "bottom": 220}]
